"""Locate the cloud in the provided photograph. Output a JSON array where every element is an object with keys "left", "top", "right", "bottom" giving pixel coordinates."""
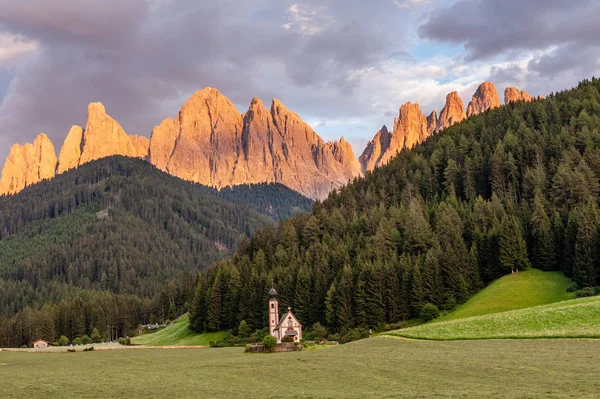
[
  {"left": 394, "top": 0, "right": 432, "bottom": 10},
  {"left": 0, "top": 34, "right": 38, "bottom": 65},
  {"left": 0, "top": 0, "right": 598, "bottom": 163},
  {"left": 283, "top": 3, "right": 336, "bottom": 35},
  {"left": 419, "top": 0, "right": 600, "bottom": 62},
  {"left": 0, "top": 0, "right": 409, "bottom": 160}
]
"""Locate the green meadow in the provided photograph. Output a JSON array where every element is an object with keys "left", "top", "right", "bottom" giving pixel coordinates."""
[
  {"left": 131, "top": 314, "right": 228, "bottom": 346},
  {"left": 387, "top": 295, "right": 600, "bottom": 340},
  {"left": 438, "top": 269, "right": 574, "bottom": 321},
  {"left": 1, "top": 337, "right": 599, "bottom": 399}
]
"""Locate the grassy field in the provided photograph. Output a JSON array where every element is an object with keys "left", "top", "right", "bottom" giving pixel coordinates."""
[
  {"left": 1, "top": 337, "right": 599, "bottom": 398},
  {"left": 439, "top": 269, "right": 573, "bottom": 321},
  {"left": 387, "top": 295, "right": 600, "bottom": 340},
  {"left": 131, "top": 314, "right": 228, "bottom": 346}
]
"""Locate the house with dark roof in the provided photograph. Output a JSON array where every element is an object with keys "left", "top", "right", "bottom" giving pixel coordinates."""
[{"left": 268, "top": 286, "right": 302, "bottom": 343}]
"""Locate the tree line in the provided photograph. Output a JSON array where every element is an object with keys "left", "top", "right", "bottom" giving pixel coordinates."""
[
  {"left": 0, "top": 157, "right": 311, "bottom": 347},
  {"left": 189, "top": 78, "right": 600, "bottom": 334}
]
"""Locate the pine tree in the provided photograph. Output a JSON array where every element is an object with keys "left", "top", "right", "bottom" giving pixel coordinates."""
[
  {"left": 573, "top": 204, "right": 600, "bottom": 287},
  {"left": 499, "top": 216, "right": 530, "bottom": 273}
]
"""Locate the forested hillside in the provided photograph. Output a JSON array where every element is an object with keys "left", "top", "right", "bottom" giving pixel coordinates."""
[
  {"left": 0, "top": 157, "right": 312, "bottom": 347},
  {"left": 190, "top": 78, "right": 600, "bottom": 334}
]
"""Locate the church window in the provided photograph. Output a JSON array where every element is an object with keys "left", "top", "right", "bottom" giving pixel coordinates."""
[{"left": 271, "top": 303, "right": 274, "bottom": 309}]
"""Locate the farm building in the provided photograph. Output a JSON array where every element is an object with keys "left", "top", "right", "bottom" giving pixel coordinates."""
[{"left": 33, "top": 339, "right": 51, "bottom": 349}]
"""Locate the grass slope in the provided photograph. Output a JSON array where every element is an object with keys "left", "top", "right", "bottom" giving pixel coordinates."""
[
  {"left": 439, "top": 269, "right": 574, "bottom": 321},
  {"left": 1, "top": 338, "right": 599, "bottom": 398},
  {"left": 131, "top": 314, "right": 228, "bottom": 346},
  {"left": 387, "top": 296, "right": 600, "bottom": 340}
]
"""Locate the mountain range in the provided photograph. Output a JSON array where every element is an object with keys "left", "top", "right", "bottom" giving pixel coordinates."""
[{"left": 0, "top": 83, "right": 539, "bottom": 199}]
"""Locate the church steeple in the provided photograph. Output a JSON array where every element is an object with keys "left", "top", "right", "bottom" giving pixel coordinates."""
[{"left": 268, "top": 284, "right": 280, "bottom": 342}]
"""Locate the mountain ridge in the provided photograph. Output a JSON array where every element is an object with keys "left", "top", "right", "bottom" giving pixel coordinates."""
[{"left": 0, "top": 83, "right": 540, "bottom": 197}]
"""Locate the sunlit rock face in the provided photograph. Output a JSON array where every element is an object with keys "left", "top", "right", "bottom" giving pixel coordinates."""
[
  {"left": 0, "top": 133, "right": 57, "bottom": 195},
  {"left": 437, "top": 91, "right": 466, "bottom": 132},
  {"left": 505, "top": 87, "right": 534, "bottom": 104},
  {"left": 360, "top": 102, "right": 430, "bottom": 172},
  {"left": 78, "top": 102, "right": 138, "bottom": 165},
  {"left": 467, "top": 82, "right": 501, "bottom": 117},
  {"left": 147, "top": 89, "right": 361, "bottom": 200}
]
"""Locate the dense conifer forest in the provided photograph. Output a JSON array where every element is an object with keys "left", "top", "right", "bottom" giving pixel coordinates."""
[
  {"left": 189, "top": 78, "right": 600, "bottom": 335},
  {"left": 0, "top": 157, "right": 312, "bottom": 347}
]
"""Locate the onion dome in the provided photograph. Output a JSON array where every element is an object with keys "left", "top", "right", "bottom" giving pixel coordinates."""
[{"left": 269, "top": 285, "right": 277, "bottom": 299}]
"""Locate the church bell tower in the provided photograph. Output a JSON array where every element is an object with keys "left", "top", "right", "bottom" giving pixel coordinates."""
[{"left": 268, "top": 285, "right": 280, "bottom": 342}]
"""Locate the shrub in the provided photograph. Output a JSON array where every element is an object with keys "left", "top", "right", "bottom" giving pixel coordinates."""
[
  {"left": 310, "top": 322, "right": 328, "bottom": 341},
  {"left": 281, "top": 336, "right": 294, "bottom": 343},
  {"left": 118, "top": 337, "right": 127, "bottom": 345},
  {"left": 340, "top": 328, "right": 362, "bottom": 344},
  {"left": 125, "top": 336, "right": 131, "bottom": 346},
  {"left": 72, "top": 337, "right": 82, "bottom": 346},
  {"left": 420, "top": 303, "right": 440, "bottom": 321},
  {"left": 566, "top": 283, "right": 579, "bottom": 293},
  {"left": 91, "top": 328, "right": 102, "bottom": 344},
  {"left": 575, "top": 287, "right": 597, "bottom": 298},
  {"left": 67, "top": 349, "right": 76, "bottom": 353},
  {"left": 250, "top": 327, "right": 269, "bottom": 343},
  {"left": 262, "top": 335, "right": 277, "bottom": 351},
  {"left": 58, "top": 335, "right": 69, "bottom": 347},
  {"left": 83, "top": 346, "right": 94, "bottom": 352},
  {"left": 237, "top": 320, "right": 251, "bottom": 339},
  {"left": 82, "top": 335, "right": 92, "bottom": 345}
]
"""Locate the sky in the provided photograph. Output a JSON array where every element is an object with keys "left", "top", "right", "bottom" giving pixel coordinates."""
[{"left": 0, "top": 0, "right": 599, "bottom": 162}]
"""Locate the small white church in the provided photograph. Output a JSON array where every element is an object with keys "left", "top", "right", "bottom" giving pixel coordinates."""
[{"left": 268, "top": 286, "right": 302, "bottom": 343}]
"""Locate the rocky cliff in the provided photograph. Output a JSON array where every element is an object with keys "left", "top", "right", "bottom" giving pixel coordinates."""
[
  {"left": 467, "top": 82, "right": 501, "bottom": 117},
  {"left": 359, "top": 102, "right": 429, "bottom": 172},
  {"left": 437, "top": 91, "right": 466, "bottom": 132},
  {"left": 149, "top": 89, "right": 361, "bottom": 199},
  {"left": 0, "top": 133, "right": 57, "bottom": 195},
  {"left": 1, "top": 82, "right": 543, "bottom": 198},
  {"left": 504, "top": 87, "right": 534, "bottom": 104}
]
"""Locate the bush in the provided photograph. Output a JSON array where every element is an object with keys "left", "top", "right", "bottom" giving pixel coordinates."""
[
  {"left": 340, "top": 328, "right": 365, "bottom": 344},
  {"left": 281, "top": 336, "right": 294, "bottom": 343},
  {"left": 91, "top": 328, "right": 103, "bottom": 344},
  {"left": 118, "top": 337, "right": 127, "bottom": 345},
  {"left": 82, "top": 335, "right": 92, "bottom": 345},
  {"left": 574, "top": 287, "right": 597, "bottom": 298},
  {"left": 67, "top": 348, "right": 76, "bottom": 353},
  {"left": 566, "top": 283, "right": 579, "bottom": 293},
  {"left": 310, "top": 322, "right": 328, "bottom": 341},
  {"left": 441, "top": 296, "right": 457, "bottom": 311},
  {"left": 125, "top": 336, "right": 131, "bottom": 346},
  {"left": 420, "top": 303, "right": 440, "bottom": 321},
  {"left": 72, "top": 337, "right": 82, "bottom": 346},
  {"left": 262, "top": 335, "right": 277, "bottom": 351},
  {"left": 83, "top": 346, "right": 94, "bottom": 352},
  {"left": 237, "top": 320, "right": 251, "bottom": 339},
  {"left": 250, "top": 327, "right": 269, "bottom": 343},
  {"left": 58, "top": 335, "right": 69, "bottom": 347}
]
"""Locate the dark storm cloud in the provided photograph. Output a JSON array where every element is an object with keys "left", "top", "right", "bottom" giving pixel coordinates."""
[
  {"left": 0, "top": 0, "right": 408, "bottom": 159},
  {"left": 418, "top": 0, "right": 600, "bottom": 61}
]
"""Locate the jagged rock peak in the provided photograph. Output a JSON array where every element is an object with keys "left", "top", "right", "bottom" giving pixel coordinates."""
[
  {"left": 437, "top": 91, "right": 466, "bottom": 132},
  {"left": 78, "top": 101, "right": 137, "bottom": 165},
  {"left": 467, "top": 81, "right": 501, "bottom": 117},
  {"left": 426, "top": 110, "right": 437, "bottom": 137},
  {"left": 505, "top": 87, "right": 535, "bottom": 104},
  {"left": 57, "top": 125, "right": 84, "bottom": 174},
  {"left": 129, "top": 135, "right": 150, "bottom": 159},
  {"left": 0, "top": 133, "right": 57, "bottom": 195},
  {"left": 359, "top": 125, "right": 391, "bottom": 173},
  {"left": 395, "top": 102, "right": 428, "bottom": 150}
]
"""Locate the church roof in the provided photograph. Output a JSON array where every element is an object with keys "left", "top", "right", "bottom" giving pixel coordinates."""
[{"left": 277, "top": 308, "right": 302, "bottom": 327}]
